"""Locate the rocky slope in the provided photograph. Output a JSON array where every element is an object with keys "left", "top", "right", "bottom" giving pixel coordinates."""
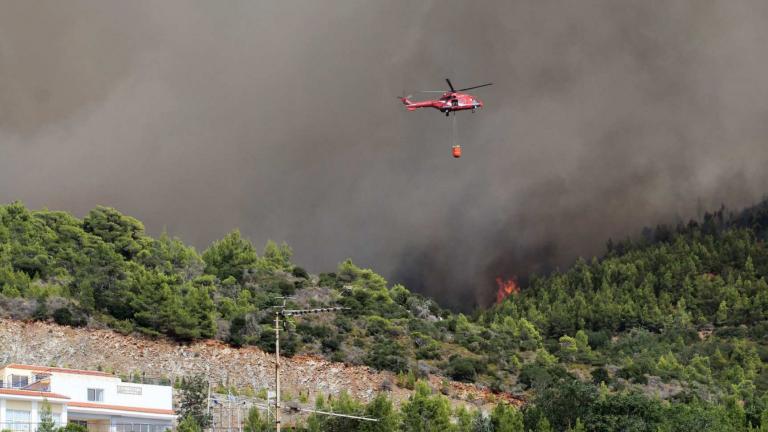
[{"left": 0, "top": 319, "right": 521, "bottom": 410}]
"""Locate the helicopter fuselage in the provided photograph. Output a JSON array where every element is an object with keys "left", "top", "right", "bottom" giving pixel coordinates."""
[{"left": 401, "top": 92, "right": 483, "bottom": 114}]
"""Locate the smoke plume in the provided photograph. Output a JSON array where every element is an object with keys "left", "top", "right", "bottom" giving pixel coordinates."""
[{"left": 3, "top": 1, "right": 768, "bottom": 309}]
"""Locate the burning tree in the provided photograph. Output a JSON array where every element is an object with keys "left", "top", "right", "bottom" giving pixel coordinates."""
[{"left": 495, "top": 277, "right": 520, "bottom": 304}]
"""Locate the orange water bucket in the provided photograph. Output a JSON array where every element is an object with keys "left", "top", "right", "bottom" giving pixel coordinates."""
[{"left": 452, "top": 145, "right": 462, "bottom": 158}]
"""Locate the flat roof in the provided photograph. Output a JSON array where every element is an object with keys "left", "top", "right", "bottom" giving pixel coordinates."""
[{"left": 3, "top": 364, "right": 114, "bottom": 378}]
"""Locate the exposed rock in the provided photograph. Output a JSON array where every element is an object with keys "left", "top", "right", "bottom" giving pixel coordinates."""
[
  {"left": 642, "top": 375, "right": 684, "bottom": 399},
  {"left": 0, "top": 319, "right": 523, "bottom": 410}
]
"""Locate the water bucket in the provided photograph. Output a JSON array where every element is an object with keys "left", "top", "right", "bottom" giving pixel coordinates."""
[{"left": 452, "top": 145, "right": 462, "bottom": 158}]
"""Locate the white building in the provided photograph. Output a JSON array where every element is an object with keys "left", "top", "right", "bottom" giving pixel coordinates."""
[{"left": 0, "top": 364, "right": 174, "bottom": 432}]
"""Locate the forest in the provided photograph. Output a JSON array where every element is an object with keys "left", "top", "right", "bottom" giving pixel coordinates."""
[{"left": 4, "top": 199, "right": 768, "bottom": 430}]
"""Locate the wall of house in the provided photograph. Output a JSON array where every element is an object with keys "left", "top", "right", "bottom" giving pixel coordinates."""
[
  {"left": 1, "top": 368, "right": 36, "bottom": 386},
  {"left": 67, "top": 412, "right": 172, "bottom": 432},
  {"left": 0, "top": 366, "right": 174, "bottom": 431},
  {"left": 48, "top": 374, "right": 172, "bottom": 410},
  {"left": 5, "top": 400, "right": 32, "bottom": 411},
  {"left": 2, "top": 400, "right": 66, "bottom": 414},
  {"left": 0, "top": 399, "right": 66, "bottom": 425},
  {"left": 110, "top": 416, "right": 171, "bottom": 426}
]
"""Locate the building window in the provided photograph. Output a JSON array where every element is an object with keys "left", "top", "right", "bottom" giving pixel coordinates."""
[
  {"left": 87, "top": 388, "right": 104, "bottom": 402},
  {"left": 7, "top": 409, "right": 31, "bottom": 432},
  {"left": 10, "top": 374, "right": 29, "bottom": 388},
  {"left": 115, "top": 424, "right": 161, "bottom": 432}
]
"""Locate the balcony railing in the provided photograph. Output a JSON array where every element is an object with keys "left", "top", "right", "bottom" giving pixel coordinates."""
[{"left": 0, "top": 374, "right": 52, "bottom": 393}]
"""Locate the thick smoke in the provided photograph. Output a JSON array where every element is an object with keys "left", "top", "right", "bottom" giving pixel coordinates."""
[{"left": 2, "top": 1, "right": 768, "bottom": 309}]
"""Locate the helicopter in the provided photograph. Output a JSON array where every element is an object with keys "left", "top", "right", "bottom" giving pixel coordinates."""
[
  {"left": 400, "top": 78, "right": 493, "bottom": 116},
  {"left": 400, "top": 78, "right": 493, "bottom": 158}
]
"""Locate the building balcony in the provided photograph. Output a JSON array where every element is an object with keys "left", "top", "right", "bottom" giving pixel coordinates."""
[{"left": 0, "top": 374, "right": 52, "bottom": 393}]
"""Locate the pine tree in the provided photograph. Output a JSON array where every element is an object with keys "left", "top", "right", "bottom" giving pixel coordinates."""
[
  {"left": 455, "top": 406, "right": 474, "bottom": 431},
  {"left": 571, "top": 418, "right": 586, "bottom": 432},
  {"left": 177, "top": 375, "right": 212, "bottom": 429},
  {"left": 490, "top": 403, "right": 524, "bottom": 432},
  {"left": 243, "top": 406, "right": 270, "bottom": 432},
  {"left": 361, "top": 393, "right": 399, "bottom": 432},
  {"left": 400, "top": 382, "right": 451, "bottom": 432},
  {"left": 306, "top": 413, "right": 324, "bottom": 432},
  {"left": 36, "top": 400, "right": 56, "bottom": 432},
  {"left": 716, "top": 300, "right": 729, "bottom": 324},
  {"left": 202, "top": 230, "right": 258, "bottom": 282},
  {"left": 535, "top": 417, "right": 553, "bottom": 432},
  {"left": 258, "top": 240, "right": 293, "bottom": 272},
  {"left": 323, "top": 391, "right": 365, "bottom": 432},
  {"left": 176, "top": 416, "right": 202, "bottom": 432},
  {"left": 471, "top": 412, "right": 493, "bottom": 432}
]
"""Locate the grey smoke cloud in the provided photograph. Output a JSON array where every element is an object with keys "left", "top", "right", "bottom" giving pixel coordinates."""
[{"left": 2, "top": 1, "right": 768, "bottom": 309}]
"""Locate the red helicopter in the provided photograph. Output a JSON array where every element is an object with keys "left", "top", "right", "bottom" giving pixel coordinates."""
[
  {"left": 400, "top": 79, "right": 492, "bottom": 158},
  {"left": 400, "top": 78, "right": 493, "bottom": 116}
]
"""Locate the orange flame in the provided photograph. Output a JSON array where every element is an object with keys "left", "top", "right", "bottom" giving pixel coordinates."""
[{"left": 495, "top": 277, "right": 520, "bottom": 304}]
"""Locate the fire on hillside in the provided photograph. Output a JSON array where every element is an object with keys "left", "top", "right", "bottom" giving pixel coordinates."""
[{"left": 495, "top": 277, "right": 520, "bottom": 304}]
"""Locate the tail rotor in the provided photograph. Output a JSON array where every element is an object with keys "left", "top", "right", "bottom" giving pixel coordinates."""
[{"left": 397, "top": 91, "right": 414, "bottom": 105}]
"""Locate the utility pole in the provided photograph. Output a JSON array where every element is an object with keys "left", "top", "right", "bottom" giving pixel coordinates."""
[
  {"left": 236, "top": 398, "right": 242, "bottom": 432},
  {"left": 272, "top": 297, "right": 349, "bottom": 432},
  {"left": 274, "top": 307, "right": 282, "bottom": 432},
  {"left": 206, "top": 378, "right": 211, "bottom": 431}
]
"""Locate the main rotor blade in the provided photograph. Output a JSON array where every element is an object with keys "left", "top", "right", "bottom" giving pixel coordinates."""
[
  {"left": 445, "top": 78, "right": 456, "bottom": 92},
  {"left": 456, "top": 82, "right": 493, "bottom": 92},
  {"left": 418, "top": 90, "right": 446, "bottom": 93}
]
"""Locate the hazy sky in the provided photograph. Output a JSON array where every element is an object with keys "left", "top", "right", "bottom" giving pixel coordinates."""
[{"left": 3, "top": 1, "right": 768, "bottom": 309}]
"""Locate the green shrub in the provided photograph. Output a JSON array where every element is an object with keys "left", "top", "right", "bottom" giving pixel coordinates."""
[
  {"left": 52, "top": 307, "right": 86, "bottom": 327},
  {"left": 365, "top": 338, "right": 408, "bottom": 373},
  {"left": 396, "top": 371, "right": 417, "bottom": 390},
  {"left": 59, "top": 424, "right": 87, "bottom": 432},
  {"left": 321, "top": 337, "right": 340, "bottom": 352},
  {"left": 617, "top": 361, "right": 650, "bottom": 384},
  {"left": 587, "top": 330, "right": 611, "bottom": 350},
  {"left": 291, "top": 266, "right": 309, "bottom": 279},
  {"left": 591, "top": 367, "right": 611, "bottom": 385},
  {"left": 518, "top": 364, "right": 572, "bottom": 390},
  {"left": 53, "top": 307, "right": 73, "bottom": 325},
  {"left": 256, "top": 388, "right": 268, "bottom": 400},
  {"left": 446, "top": 356, "right": 478, "bottom": 382}
]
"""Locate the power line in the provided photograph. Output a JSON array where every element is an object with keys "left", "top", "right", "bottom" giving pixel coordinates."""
[
  {"left": 281, "top": 306, "right": 349, "bottom": 316},
  {"left": 272, "top": 299, "right": 369, "bottom": 430},
  {"left": 211, "top": 398, "right": 378, "bottom": 424}
]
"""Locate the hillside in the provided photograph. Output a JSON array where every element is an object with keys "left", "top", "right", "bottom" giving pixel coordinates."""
[
  {"left": 0, "top": 202, "right": 498, "bottom": 387},
  {"left": 0, "top": 318, "right": 507, "bottom": 410},
  {"left": 4, "top": 200, "right": 768, "bottom": 429}
]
